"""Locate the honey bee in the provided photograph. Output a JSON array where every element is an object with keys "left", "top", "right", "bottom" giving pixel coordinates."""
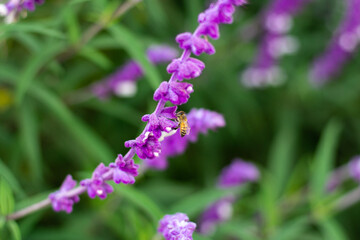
[{"left": 176, "top": 111, "right": 191, "bottom": 137}]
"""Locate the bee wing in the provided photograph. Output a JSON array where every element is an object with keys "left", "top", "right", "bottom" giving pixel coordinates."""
[{"left": 186, "top": 126, "right": 191, "bottom": 135}]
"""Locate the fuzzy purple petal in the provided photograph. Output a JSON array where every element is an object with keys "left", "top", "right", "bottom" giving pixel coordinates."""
[{"left": 217, "top": 159, "right": 259, "bottom": 188}]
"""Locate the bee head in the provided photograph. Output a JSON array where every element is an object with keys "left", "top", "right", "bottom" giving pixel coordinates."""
[{"left": 176, "top": 111, "right": 185, "bottom": 118}]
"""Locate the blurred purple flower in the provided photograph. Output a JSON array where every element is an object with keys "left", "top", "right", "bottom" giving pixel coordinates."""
[
  {"left": 80, "top": 163, "right": 113, "bottom": 199},
  {"left": 217, "top": 159, "right": 259, "bottom": 188},
  {"left": 0, "top": 0, "right": 44, "bottom": 23},
  {"left": 310, "top": 0, "right": 360, "bottom": 85},
  {"left": 158, "top": 213, "right": 197, "bottom": 240},
  {"left": 241, "top": 0, "right": 309, "bottom": 87},
  {"left": 349, "top": 156, "right": 360, "bottom": 182},
  {"left": 125, "top": 132, "right": 162, "bottom": 159},
  {"left": 153, "top": 81, "right": 194, "bottom": 105},
  {"left": 49, "top": 175, "right": 80, "bottom": 213},
  {"left": 142, "top": 106, "right": 178, "bottom": 138},
  {"left": 187, "top": 108, "right": 226, "bottom": 142},
  {"left": 167, "top": 57, "right": 205, "bottom": 81},
  {"left": 109, "top": 154, "right": 139, "bottom": 184},
  {"left": 144, "top": 109, "right": 225, "bottom": 170},
  {"left": 91, "top": 45, "right": 178, "bottom": 99},
  {"left": 147, "top": 45, "right": 179, "bottom": 63},
  {"left": 230, "top": 0, "right": 247, "bottom": 6},
  {"left": 198, "top": 196, "right": 235, "bottom": 234}
]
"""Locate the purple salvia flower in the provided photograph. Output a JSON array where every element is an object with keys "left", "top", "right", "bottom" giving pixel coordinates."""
[
  {"left": 153, "top": 81, "right": 194, "bottom": 105},
  {"left": 144, "top": 108, "right": 225, "bottom": 170},
  {"left": 125, "top": 132, "right": 162, "bottom": 159},
  {"left": 80, "top": 163, "right": 113, "bottom": 199},
  {"left": 349, "top": 156, "right": 360, "bottom": 182},
  {"left": 158, "top": 213, "right": 197, "bottom": 240},
  {"left": 49, "top": 175, "right": 80, "bottom": 213},
  {"left": 142, "top": 106, "right": 178, "bottom": 138},
  {"left": 198, "top": 196, "right": 235, "bottom": 234},
  {"left": 109, "top": 154, "right": 139, "bottom": 184},
  {"left": 198, "top": 2, "right": 235, "bottom": 25},
  {"left": 176, "top": 32, "right": 216, "bottom": 56},
  {"left": 187, "top": 108, "right": 226, "bottom": 142},
  {"left": 167, "top": 57, "right": 205, "bottom": 80},
  {"left": 144, "top": 132, "right": 188, "bottom": 170},
  {"left": 196, "top": 21, "right": 220, "bottom": 39},
  {"left": 217, "top": 159, "right": 259, "bottom": 188},
  {"left": 91, "top": 45, "right": 178, "bottom": 99},
  {"left": 310, "top": 0, "right": 360, "bottom": 86}
]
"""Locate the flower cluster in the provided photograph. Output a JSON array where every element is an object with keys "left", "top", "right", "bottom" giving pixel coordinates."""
[
  {"left": 158, "top": 213, "right": 197, "bottom": 240},
  {"left": 0, "top": 0, "right": 44, "bottom": 23},
  {"left": 91, "top": 45, "right": 178, "bottom": 99},
  {"left": 241, "top": 0, "right": 310, "bottom": 87},
  {"left": 310, "top": 0, "right": 360, "bottom": 86},
  {"left": 217, "top": 159, "right": 259, "bottom": 188},
  {"left": 49, "top": 175, "right": 80, "bottom": 213},
  {"left": 144, "top": 108, "right": 226, "bottom": 170},
  {"left": 48, "top": 0, "right": 247, "bottom": 214}
]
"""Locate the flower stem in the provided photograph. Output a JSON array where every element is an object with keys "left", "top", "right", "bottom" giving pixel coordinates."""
[
  {"left": 6, "top": 198, "right": 51, "bottom": 221},
  {"left": 335, "top": 186, "right": 360, "bottom": 212}
]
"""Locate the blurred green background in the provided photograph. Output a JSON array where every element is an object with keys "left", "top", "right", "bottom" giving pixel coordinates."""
[{"left": 1, "top": 0, "right": 360, "bottom": 239}]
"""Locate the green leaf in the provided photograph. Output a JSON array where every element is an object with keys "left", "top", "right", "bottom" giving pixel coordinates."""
[
  {"left": 0, "top": 178, "right": 15, "bottom": 216},
  {"left": 108, "top": 25, "right": 162, "bottom": 90},
  {"left": 0, "top": 65, "right": 18, "bottom": 81},
  {"left": 0, "top": 67, "right": 114, "bottom": 164},
  {"left": 84, "top": 99, "right": 142, "bottom": 127},
  {"left": 64, "top": 7, "right": 81, "bottom": 43},
  {"left": 258, "top": 174, "right": 279, "bottom": 234},
  {"left": 320, "top": 218, "right": 347, "bottom": 240},
  {"left": 114, "top": 184, "right": 163, "bottom": 222},
  {"left": 18, "top": 102, "right": 43, "bottom": 185},
  {"left": 193, "top": 233, "right": 213, "bottom": 240},
  {"left": 13, "top": 33, "right": 41, "bottom": 53},
  {"left": 268, "top": 110, "right": 298, "bottom": 197},
  {"left": 169, "top": 187, "right": 244, "bottom": 218},
  {"left": 30, "top": 85, "right": 114, "bottom": 164},
  {"left": 309, "top": 119, "right": 342, "bottom": 202},
  {"left": 143, "top": 0, "right": 168, "bottom": 37},
  {"left": 15, "top": 42, "right": 66, "bottom": 104},
  {"left": 79, "top": 46, "right": 113, "bottom": 70},
  {"left": 216, "top": 220, "right": 259, "bottom": 240},
  {"left": 8, "top": 221, "right": 21, "bottom": 240},
  {"left": 0, "top": 23, "right": 65, "bottom": 40},
  {"left": 0, "top": 159, "right": 25, "bottom": 199},
  {"left": 270, "top": 217, "right": 309, "bottom": 240}
]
